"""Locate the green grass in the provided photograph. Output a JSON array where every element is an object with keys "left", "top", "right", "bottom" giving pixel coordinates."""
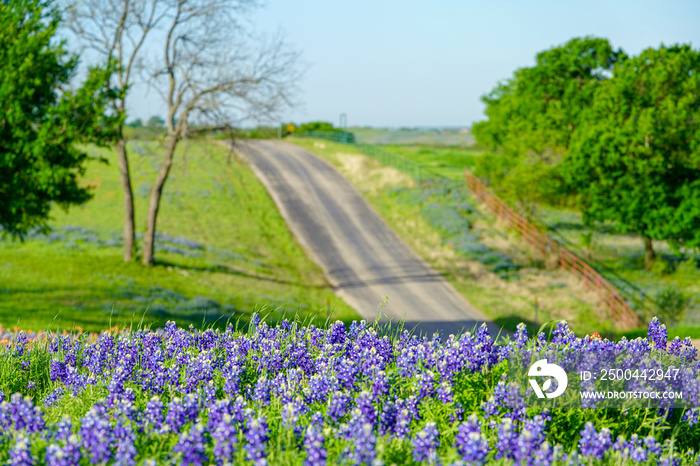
[
  {"left": 381, "top": 144, "right": 484, "bottom": 180},
  {"left": 350, "top": 127, "right": 476, "bottom": 146},
  {"left": 289, "top": 138, "right": 613, "bottom": 336},
  {"left": 0, "top": 140, "right": 357, "bottom": 332}
]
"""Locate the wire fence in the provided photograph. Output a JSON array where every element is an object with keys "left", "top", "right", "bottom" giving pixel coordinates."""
[{"left": 299, "top": 130, "right": 642, "bottom": 329}]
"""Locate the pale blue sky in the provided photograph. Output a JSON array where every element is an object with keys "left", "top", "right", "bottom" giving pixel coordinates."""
[{"left": 129, "top": 0, "right": 700, "bottom": 128}]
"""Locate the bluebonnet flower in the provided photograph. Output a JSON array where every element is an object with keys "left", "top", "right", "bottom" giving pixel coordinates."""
[
  {"left": 9, "top": 434, "right": 33, "bottom": 466},
  {"left": 394, "top": 406, "right": 412, "bottom": 440},
  {"left": 305, "top": 372, "right": 335, "bottom": 405},
  {"left": 644, "top": 435, "right": 662, "bottom": 456},
  {"left": 0, "top": 316, "right": 697, "bottom": 464},
  {"left": 667, "top": 336, "right": 698, "bottom": 362},
  {"left": 613, "top": 433, "right": 651, "bottom": 461},
  {"left": 648, "top": 317, "right": 668, "bottom": 350},
  {"left": 212, "top": 413, "right": 238, "bottom": 464},
  {"left": 455, "top": 414, "right": 488, "bottom": 464},
  {"left": 660, "top": 456, "right": 682, "bottom": 466},
  {"left": 80, "top": 406, "right": 115, "bottom": 464},
  {"left": 578, "top": 422, "right": 612, "bottom": 459},
  {"left": 1, "top": 394, "right": 46, "bottom": 433},
  {"left": 253, "top": 375, "right": 272, "bottom": 404},
  {"left": 413, "top": 421, "right": 440, "bottom": 463},
  {"left": 54, "top": 415, "right": 73, "bottom": 442},
  {"left": 145, "top": 396, "right": 165, "bottom": 431},
  {"left": 355, "top": 391, "right": 377, "bottom": 426},
  {"left": 514, "top": 323, "right": 529, "bottom": 351},
  {"left": 415, "top": 371, "right": 437, "bottom": 401},
  {"left": 281, "top": 401, "right": 302, "bottom": 435},
  {"left": 328, "top": 320, "right": 347, "bottom": 345},
  {"left": 303, "top": 424, "right": 327, "bottom": 466},
  {"left": 245, "top": 414, "right": 269, "bottom": 464},
  {"left": 513, "top": 415, "right": 548, "bottom": 463},
  {"left": 379, "top": 401, "right": 397, "bottom": 436},
  {"left": 494, "top": 418, "right": 516, "bottom": 460},
  {"left": 437, "top": 381, "right": 453, "bottom": 404},
  {"left": 327, "top": 391, "right": 351, "bottom": 423},
  {"left": 45, "top": 434, "right": 81, "bottom": 466},
  {"left": 165, "top": 395, "right": 199, "bottom": 433},
  {"left": 173, "top": 423, "right": 208, "bottom": 465},
  {"left": 551, "top": 321, "right": 576, "bottom": 347},
  {"left": 222, "top": 363, "right": 244, "bottom": 397},
  {"left": 13, "top": 331, "right": 28, "bottom": 357},
  {"left": 683, "top": 408, "right": 700, "bottom": 426},
  {"left": 49, "top": 359, "right": 67, "bottom": 382},
  {"left": 368, "top": 369, "right": 389, "bottom": 401},
  {"left": 343, "top": 409, "right": 377, "bottom": 465},
  {"left": 481, "top": 380, "right": 527, "bottom": 421},
  {"left": 113, "top": 419, "right": 137, "bottom": 466}
]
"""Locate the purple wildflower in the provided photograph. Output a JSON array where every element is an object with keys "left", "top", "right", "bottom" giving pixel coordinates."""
[
  {"left": 455, "top": 414, "right": 488, "bottom": 464},
  {"left": 212, "top": 413, "right": 238, "bottom": 464},
  {"left": 648, "top": 317, "right": 668, "bottom": 350},
  {"left": 45, "top": 434, "right": 81, "bottom": 466},
  {"left": 578, "top": 422, "right": 612, "bottom": 459},
  {"left": 9, "top": 434, "right": 33, "bottom": 466},
  {"left": 173, "top": 423, "right": 208, "bottom": 465},
  {"left": 303, "top": 424, "right": 327, "bottom": 466},
  {"left": 245, "top": 414, "right": 269, "bottom": 464},
  {"left": 413, "top": 422, "right": 440, "bottom": 463}
]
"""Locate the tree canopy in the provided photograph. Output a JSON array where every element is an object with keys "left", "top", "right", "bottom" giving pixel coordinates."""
[
  {"left": 0, "top": 0, "right": 120, "bottom": 238},
  {"left": 473, "top": 38, "right": 700, "bottom": 270},
  {"left": 471, "top": 37, "right": 626, "bottom": 210},
  {"left": 473, "top": 36, "right": 626, "bottom": 163},
  {"left": 561, "top": 44, "right": 700, "bottom": 268}
]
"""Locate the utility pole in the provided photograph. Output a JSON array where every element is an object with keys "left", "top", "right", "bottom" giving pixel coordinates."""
[{"left": 339, "top": 113, "right": 347, "bottom": 130}]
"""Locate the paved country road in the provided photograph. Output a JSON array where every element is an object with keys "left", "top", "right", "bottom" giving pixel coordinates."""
[{"left": 236, "top": 140, "right": 504, "bottom": 338}]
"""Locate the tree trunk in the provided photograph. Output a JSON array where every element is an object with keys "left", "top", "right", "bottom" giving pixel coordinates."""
[
  {"left": 142, "top": 134, "right": 179, "bottom": 266},
  {"left": 643, "top": 234, "right": 656, "bottom": 271},
  {"left": 115, "top": 137, "right": 135, "bottom": 262}
]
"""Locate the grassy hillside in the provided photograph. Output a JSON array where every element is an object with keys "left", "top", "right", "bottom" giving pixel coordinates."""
[
  {"left": 0, "top": 140, "right": 357, "bottom": 331},
  {"left": 381, "top": 145, "right": 482, "bottom": 180}
]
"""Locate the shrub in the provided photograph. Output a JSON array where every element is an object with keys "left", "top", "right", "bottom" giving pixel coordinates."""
[{"left": 654, "top": 285, "right": 689, "bottom": 324}]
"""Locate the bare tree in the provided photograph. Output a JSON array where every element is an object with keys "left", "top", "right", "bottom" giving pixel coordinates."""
[
  {"left": 66, "top": 0, "right": 169, "bottom": 262},
  {"left": 140, "top": 0, "right": 301, "bottom": 265},
  {"left": 66, "top": 0, "right": 301, "bottom": 266}
]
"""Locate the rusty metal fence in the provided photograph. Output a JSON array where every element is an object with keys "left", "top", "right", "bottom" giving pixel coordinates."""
[{"left": 464, "top": 168, "right": 641, "bottom": 329}]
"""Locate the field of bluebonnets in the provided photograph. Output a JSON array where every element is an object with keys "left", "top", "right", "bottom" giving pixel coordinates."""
[{"left": 0, "top": 314, "right": 696, "bottom": 465}]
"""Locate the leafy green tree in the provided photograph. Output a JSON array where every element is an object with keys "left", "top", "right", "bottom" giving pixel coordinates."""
[
  {"left": 472, "top": 37, "right": 626, "bottom": 210},
  {"left": 297, "top": 121, "right": 341, "bottom": 133},
  {"left": 0, "top": 0, "right": 121, "bottom": 237},
  {"left": 561, "top": 44, "right": 700, "bottom": 270},
  {"left": 474, "top": 37, "right": 626, "bottom": 161},
  {"left": 147, "top": 115, "right": 166, "bottom": 129}
]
